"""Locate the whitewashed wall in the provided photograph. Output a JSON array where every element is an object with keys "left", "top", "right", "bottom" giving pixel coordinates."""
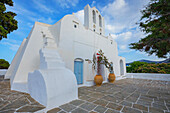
[
  {"left": 50, "top": 14, "right": 126, "bottom": 84},
  {"left": 5, "top": 39, "right": 27, "bottom": 79},
  {"left": 6, "top": 6, "right": 126, "bottom": 91},
  {"left": 0, "top": 69, "right": 7, "bottom": 76},
  {"left": 126, "top": 73, "right": 170, "bottom": 81}
]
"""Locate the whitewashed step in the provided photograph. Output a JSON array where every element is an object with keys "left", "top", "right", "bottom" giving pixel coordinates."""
[
  {"left": 40, "top": 61, "right": 65, "bottom": 69},
  {"left": 42, "top": 54, "right": 61, "bottom": 59},
  {"left": 41, "top": 48, "right": 59, "bottom": 53},
  {"left": 41, "top": 57, "right": 63, "bottom": 62},
  {"left": 42, "top": 52, "right": 60, "bottom": 56},
  {"left": 44, "top": 42, "right": 57, "bottom": 47},
  {"left": 44, "top": 36, "right": 55, "bottom": 42},
  {"left": 44, "top": 33, "right": 53, "bottom": 37}
]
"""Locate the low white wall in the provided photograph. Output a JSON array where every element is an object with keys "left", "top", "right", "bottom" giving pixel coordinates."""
[
  {"left": 126, "top": 73, "right": 170, "bottom": 81},
  {"left": 0, "top": 69, "right": 7, "bottom": 76}
]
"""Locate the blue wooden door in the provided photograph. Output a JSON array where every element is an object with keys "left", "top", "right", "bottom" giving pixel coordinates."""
[{"left": 74, "top": 61, "right": 83, "bottom": 84}]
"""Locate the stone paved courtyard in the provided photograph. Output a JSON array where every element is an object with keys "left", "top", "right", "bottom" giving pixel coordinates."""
[
  {"left": 0, "top": 76, "right": 45, "bottom": 113},
  {"left": 0, "top": 75, "right": 170, "bottom": 113}
]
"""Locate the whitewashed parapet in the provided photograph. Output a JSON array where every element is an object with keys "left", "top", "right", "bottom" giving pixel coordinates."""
[
  {"left": 126, "top": 73, "right": 170, "bottom": 81},
  {"left": 0, "top": 69, "right": 7, "bottom": 76}
]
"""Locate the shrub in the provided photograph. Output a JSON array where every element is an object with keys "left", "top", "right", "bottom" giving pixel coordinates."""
[
  {"left": 0, "top": 59, "right": 10, "bottom": 69},
  {"left": 126, "top": 62, "right": 170, "bottom": 74}
]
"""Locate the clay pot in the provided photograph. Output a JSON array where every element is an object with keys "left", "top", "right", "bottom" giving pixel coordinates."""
[
  {"left": 94, "top": 75, "right": 103, "bottom": 86},
  {"left": 108, "top": 73, "right": 116, "bottom": 83}
]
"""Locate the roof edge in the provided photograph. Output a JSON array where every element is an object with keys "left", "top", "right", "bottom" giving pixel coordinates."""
[{"left": 35, "top": 22, "right": 52, "bottom": 27}]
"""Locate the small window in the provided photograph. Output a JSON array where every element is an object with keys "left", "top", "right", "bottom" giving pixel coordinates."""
[
  {"left": 73, "top": 21, "right": 79, "bottom": 28},
  {"left": 111, "top": 40, "right": 113, "bottom": 44},
  {"left": 99, "top": 15, "right": 102, "bottom": 27},
  {"left": 92, "top": 10, "right": 96, "bottom": 24},
  {"left": 100, "top": 33, "right": 102, "bottom": 35},
  {"left": 93, "top": 29, "right": 95, "bottom": 32}
]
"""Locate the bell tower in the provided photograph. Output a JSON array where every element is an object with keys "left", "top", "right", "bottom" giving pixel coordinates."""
[{"left": 84, "top": 4, "right": 105, "bottom": 35}]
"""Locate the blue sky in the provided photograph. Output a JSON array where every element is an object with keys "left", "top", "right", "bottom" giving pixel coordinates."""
[{"left": 0, "top": 0, "right": 166, "bottom": 63}]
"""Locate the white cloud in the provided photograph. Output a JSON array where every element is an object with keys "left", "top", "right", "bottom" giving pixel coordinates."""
[
  {"left": 102, "top": 0, "right": 127, "bottom": 17},
  {"left": 106, "top": 24, "right": 125, "bottom": 34},
  {"left": 1, "top": 39, "right": 21, "bottom": 51},
  {"left": 74, "top": 10, "right": 84, "bottom": 24},
  {"left": 54, "top": 0, "right": 79, "bottom": 8},
  {"left": 91, "top": 1, "right": 96, "bottom": 7},
  {"left": 2, "top": 42, "right": 19, "bottom": 51},
  {"left": 111, "top": 31, "right": 132, "bottom": 41},
  {"left": 122, "top": 32, "right": 132, "bottom": 40},
  {"left": 110, "top": 31, "right": 133, "bottom": 52},
  {"left": 120, "top": 45, "right": 126, "bottom": 50},
  {"left": 6, "top": 3, "right": 37, "bottom": 17},
  {"left": 29, "top": 17, "right": 55, "bottom": 24},
  {"left": 6, "top": 1, "right": 55, "bottom": 25},
  {"left": 102, "top": 0, "right": 149, "bottom": 34},
  {"left": 110, "top": 29, "right": 146, "bottom": 54},
  {"left": 32, "top": 0, "right": 54, "bottom": 13}
]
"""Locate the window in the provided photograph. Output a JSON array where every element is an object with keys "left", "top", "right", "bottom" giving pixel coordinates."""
[
  {"left": 92, "top": 10, "right": 96, "bottom": 24},
  {"left": 100, "top": 33, "right": 102, "bottom": 35},
  {"left": 93, "top": 29, "right": 95, "bottom": 32},
  {"left": 73, "top": 21, "right": 79, "bottom": 28},
  {"left": 99, "top": 15, "right": 102, "bottom": 27}
]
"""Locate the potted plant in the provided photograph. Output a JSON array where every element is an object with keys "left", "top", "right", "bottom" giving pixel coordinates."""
[
  {"left": 93, "top": 52, "right": 103, "bottom": 86},
  {"left": 100, "top": 50, "right": 116, "bottom": 83},
  {"left": 107, "top": 62, "right": 116, "bottom": 83},
  {"left": 93, "top": 50, "right": 116, "bottom": 85}
]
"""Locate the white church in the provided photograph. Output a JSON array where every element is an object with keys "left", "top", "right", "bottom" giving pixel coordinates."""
[{"left": 5, "top": 5, "right": 126, "bottom": 111}]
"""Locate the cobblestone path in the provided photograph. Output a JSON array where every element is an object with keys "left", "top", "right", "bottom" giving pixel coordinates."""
[{"left": 0, "top": 75, "right": 170, "bottom": 113}]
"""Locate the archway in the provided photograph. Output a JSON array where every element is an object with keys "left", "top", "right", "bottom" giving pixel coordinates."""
[
  {"left": 99, "top": 15, "right": 102, "bottom": 27},
  {"left": 120, "top": 60, "right": 124, "bottom": 76},
  {"left": 92, "top": 10, "right": 96, "bottom": 23}
]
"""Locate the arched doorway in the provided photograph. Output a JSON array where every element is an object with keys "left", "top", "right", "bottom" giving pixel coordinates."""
[
  {"left": 74, "top": 58, "right": 83, "bottom": 84},
  {"left": 120, "top": 60, "right": 124, "bottom": 76},
  {"left": 97, "top": 60, "right": 105, "bottom": 80}
]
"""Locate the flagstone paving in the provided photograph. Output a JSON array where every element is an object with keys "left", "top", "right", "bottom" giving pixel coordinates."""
[
  {"left": 0, "top": 76, "right": 45, "bottom": 113},
  {"left": 0, "top": 75, "right": 170, "bottom": 113}
]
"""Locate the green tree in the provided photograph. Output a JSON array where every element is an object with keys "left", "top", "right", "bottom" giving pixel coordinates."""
[
  {"left": 0, "top": 0, "right": 18, "bottom": 40},
  {"left": 0, "top": 59, "right": 10, "bottom": 69},
  {"left": 130, "top": 0, "right": 170, "bottom": 58}
]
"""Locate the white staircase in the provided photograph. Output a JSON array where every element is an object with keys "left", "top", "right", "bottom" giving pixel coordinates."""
[
  {"left": 39, "top": 29, "right": 65, "bottom": 69},
  {"left": 41, "top": 30, "right": 57, "bottom": 48},
  {"left": 28, "top": 29, "right": 78, "bottom": 111}
]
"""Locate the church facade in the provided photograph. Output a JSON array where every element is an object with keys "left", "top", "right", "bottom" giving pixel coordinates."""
[{"left": 5, "top": 5, "right": 126, "bottom": 110}]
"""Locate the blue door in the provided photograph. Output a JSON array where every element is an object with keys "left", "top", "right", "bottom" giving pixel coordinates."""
[{"left": 74, "top": 61, "right": 83, "bottom": 84}]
